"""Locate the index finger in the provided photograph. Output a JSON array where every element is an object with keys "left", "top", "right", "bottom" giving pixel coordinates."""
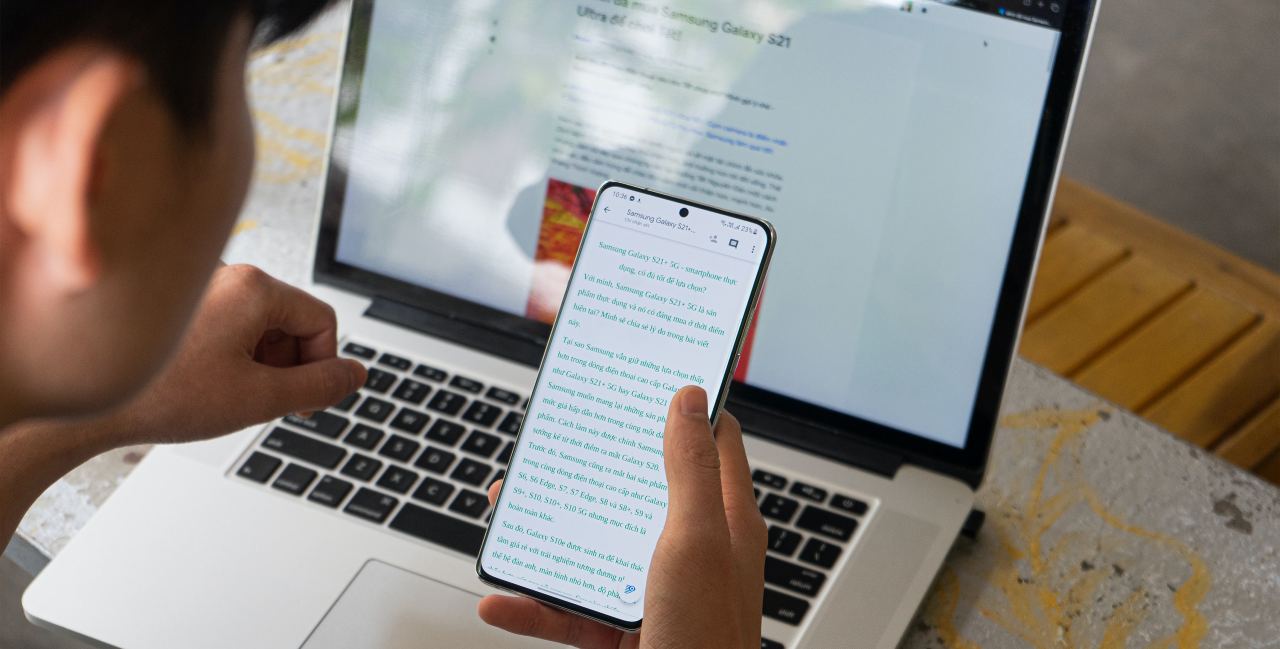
[
  {"left": 262, "top": 278, "right": 340, "bottom": 365},
  {"left": 488, "top": 479, "right": 503, "bottom": 506},
  {"left": 711, "top": 412, "right": 761, "bottom": 537}
]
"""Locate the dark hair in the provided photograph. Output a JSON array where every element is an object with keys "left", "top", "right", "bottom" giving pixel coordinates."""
[{"left": 1, "top": 0, "right": 334, "bottom": 131}]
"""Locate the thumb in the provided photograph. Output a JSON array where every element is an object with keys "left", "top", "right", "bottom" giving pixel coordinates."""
[
  {"left": 258, "top": 357, "right": 366, "bottom": 417},
  {"left": 663, "top": 386, "right": 726, "bottom": 526}
]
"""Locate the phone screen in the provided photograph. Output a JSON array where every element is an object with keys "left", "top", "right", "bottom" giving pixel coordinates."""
[{"left": 478, "top": 183, "right": 772, "bottom": 626}]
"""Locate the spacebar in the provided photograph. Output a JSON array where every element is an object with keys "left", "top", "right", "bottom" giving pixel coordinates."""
[{"left": 389, "top": 503, "right": 487, "bottom": 557}]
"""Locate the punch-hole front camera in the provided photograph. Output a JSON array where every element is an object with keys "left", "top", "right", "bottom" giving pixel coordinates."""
[{"left": 679, "top": 208, "right": 689, "bottom": 217}]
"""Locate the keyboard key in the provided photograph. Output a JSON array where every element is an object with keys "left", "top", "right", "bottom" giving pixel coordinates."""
[
  {"left": 411, "top": 477, "right": 455, "bottom": 505},
  {"left": 830, "top": 494, "right": 869, "bottom": 516},
  {"left": 377, "top": 466, "right": 420, "bottom": 494},
  {"left": 283, "top": 411, "right": 349, "bottom": 439},
  {"left": 414, "top": 365, "right": 448, "bottom": 382},
  {"left": 425, "top": 420, "right": 467, "bottom": 446},
  {"left": 755, "top": 487, "right": 761, "bottom": 501},
  {"left": 344, "top": 488, "right": 399, "bottom": 523},
  {"left": 343, "top": 424, "right": 384, "bottom": 450},
  {"left": 764, "top": 556, "right": 826, "bottom": 597},
  {"left": 378, "top": 353, "right": 412, "bottom": 371},
  {"left": 767, "top": 526, "right": 802, "bottom": 556},
  {"left": 449, "top": 489, "right": 490, "bottom": 518},
  {"left": 237, "top": 452, "right": 281, "bottom": 483},
  {"left": 489, "top": 469, "right": 506, "bottom": 488},
  {"left": 364, "top": 368, "right": 397, "bottom": 393},
  {"left": 760, "top": 494, "right": 800, "bottom": 523},
  {"left": 497, "top": 411, "right": 523, "bottom": 436},
  {"left": 356, "top": 396, "right": 395, "bottom": 423},
  {"left": 795, "top": 506, "right": 858, "bottom": 541},
  {"left": 789, "top": 482, "right": 828, "bottom": 503},
  {"left": 263, "top": 428, "right": 346, "bottom": 469},
  {"left": 752, "top": 470, "right": 787, "bottom": 490},
  {"left": 762, "top": 588, "right": 809, "bottom": 626},
  {"left": 333, "top": 393, "right": 360, "bottom": 412},
  {"left": 520, "top": 397, "right": 529, "bottom": 411},
  {"left": 485, "top": 387, "right": 522, "bottom": 405},
  {"left": 798, "top": 538, "right": 842, "bottom": 569},
  {"left": 449, "top": 375, "right": 484, "bottom": 393},
  {"left": 451, "top": 458, "right": 492, "bottom": 486},
  {"left": 414, "top": 447, "right": 456, "bottom": 474},
  {"left": 308, "top": 475, "right": 353, "bottom": 507},
  {"left": 340, "top": 454, "right": 382, "bottom": 481},
  {"left": 496, "top": 441, "right": 515, "bottom": 465},
  {"left": 461, "top": 401, "right": 502, "bottom": 427},
  {"left": 342, "top": 342, "right": 376, "bottom": 359},
  {"left": 389, "top": 503, "right": 487, "bottom": 556},
  {"left": 761, "top": 639, "right": 785, "bottom": 649},
  {"left": 461, "top": 431, "right": 502, "bottom": 458},
  {"left": 392, "top": 379, "right": 431, "bottom": 405},
  {"left": 271, "top": 464, "right": 317, "bottom": 495},
  {"left": 389, "top": 408, "right": 430, "bottom": 435},
  {"left": 427, "top": 390, "right": 467, "bottom": 416},
  {"left": 379, "top": 435, "right": 420, "bottom": 462}
]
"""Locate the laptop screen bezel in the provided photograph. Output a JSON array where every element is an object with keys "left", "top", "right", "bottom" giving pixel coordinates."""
[{"left": 313, "top": 0, "right": 1099, "bottom": 483}]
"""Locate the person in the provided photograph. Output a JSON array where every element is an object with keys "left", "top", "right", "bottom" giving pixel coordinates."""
[{"left": 0, "top": 3, "right": 767, "bottom": 648}]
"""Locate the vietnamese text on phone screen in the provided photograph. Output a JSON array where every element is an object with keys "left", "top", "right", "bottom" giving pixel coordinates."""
[{"left": 481, "top": 189, "right": 767, "bottom": 622}]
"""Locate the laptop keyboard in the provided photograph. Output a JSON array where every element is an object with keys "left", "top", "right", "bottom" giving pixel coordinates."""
[
  {"left": 231, "top": 341, "right": 871, "bottom": 649},
  {"left": 232, "top": 341, "right": 526, "bottom": 556},
  {"left": 749, "top": 467, "right": 870, "bottom": 640}
]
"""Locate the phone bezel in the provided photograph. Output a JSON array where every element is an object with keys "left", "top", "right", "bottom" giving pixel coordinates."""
[{"left": 475, "top": 180, "right": 776, "bottom": 631}]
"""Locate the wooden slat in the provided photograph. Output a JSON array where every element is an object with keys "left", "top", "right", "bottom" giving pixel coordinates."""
[
  {"left": 1143, "top": 318, "right": 1280, "bottom": 447},
  {"left": 1037, "top": 178, "right": 1280, "bottom": 482},
  {"left": 1020, "top": 255, "right": 1191, "bottom": 375},
  {"left": 1026, "top": 224, "right": 1127, "bottom": 322},
  {"left": 1247, "top": 423, "right": 1280, "bottom": 484},
  {"left": 1053, "top": 179, "right": 1280, "bottom": 318},
  {"left": 1215, "top": 397, "right": 1280, "bottom": 471},
  {"left": 1072, "top": 287, "right": 1259, "bottom": 411}
]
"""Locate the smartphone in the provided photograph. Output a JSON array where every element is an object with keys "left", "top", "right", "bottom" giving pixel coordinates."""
[{"left": 476, "top": 181, "right": 775, "bottom": 630}]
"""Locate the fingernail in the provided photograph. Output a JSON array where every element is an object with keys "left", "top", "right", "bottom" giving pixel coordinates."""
[{"left": 680, "top": 386, "right": 708, "bottom": 416}]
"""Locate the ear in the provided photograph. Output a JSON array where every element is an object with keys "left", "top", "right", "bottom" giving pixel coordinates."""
[{"left": 0, "top": 47, "right": 144, "bottom": 292}]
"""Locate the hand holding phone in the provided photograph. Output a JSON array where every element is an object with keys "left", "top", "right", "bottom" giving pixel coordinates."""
[
  {"left": 479, "top": 386, "right": 767, "bottom": 649},
  {"left": 477, "top": 182, "right": 774, "bottom": 630}
]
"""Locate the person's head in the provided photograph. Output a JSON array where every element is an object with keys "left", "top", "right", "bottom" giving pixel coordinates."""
[{"left": 0, "top": 1, "right": 331, "bottom": 423}]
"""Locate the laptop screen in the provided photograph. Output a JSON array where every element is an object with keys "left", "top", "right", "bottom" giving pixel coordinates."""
[{"left": 329, "top": 0, "right": 1065, "bottom": 450}]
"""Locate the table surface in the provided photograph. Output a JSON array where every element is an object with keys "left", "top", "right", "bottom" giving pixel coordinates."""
[{"left": 13, "top": 5, "right": 1280, "bottom": 647}]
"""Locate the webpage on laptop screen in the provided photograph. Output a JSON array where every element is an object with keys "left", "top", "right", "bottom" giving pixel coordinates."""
[{"left": 333, "top": 0, "right": 1061, "bottom": 448}]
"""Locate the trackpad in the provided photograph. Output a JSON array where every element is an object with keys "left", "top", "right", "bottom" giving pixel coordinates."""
[{"left": 300, "top": 560, "right": 555, "bottom": 649}]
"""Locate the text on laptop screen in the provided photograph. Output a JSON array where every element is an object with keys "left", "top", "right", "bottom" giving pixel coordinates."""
[{"left": 333, "top": 0, "right": 1061, "bottom": 448}]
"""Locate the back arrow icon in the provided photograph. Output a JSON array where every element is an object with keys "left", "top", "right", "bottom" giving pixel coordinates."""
[{"left": 603, "top": 207, "right": 611, "bottom": 212}]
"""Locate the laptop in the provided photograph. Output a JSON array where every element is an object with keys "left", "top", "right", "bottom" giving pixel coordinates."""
[{"left": 23, "top": 0, "right": 1098, "bottom": 647}]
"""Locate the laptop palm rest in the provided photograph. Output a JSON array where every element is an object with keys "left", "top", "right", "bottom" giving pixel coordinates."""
[{"left": 300, "top": 560, "right": 555, "bottom": 649}]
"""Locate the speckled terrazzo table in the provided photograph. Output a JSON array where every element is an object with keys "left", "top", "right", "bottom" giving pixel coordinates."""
[{"left": 9, "top": 4, "right": 1280, "bottom": 647}]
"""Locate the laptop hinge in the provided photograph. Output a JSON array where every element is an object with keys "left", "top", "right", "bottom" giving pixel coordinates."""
[
  {"left": 727, "top": 396, "right": 904, "bottom": 480},
  {"left": 364, "top": 297, "right": 546, "bottom": 367}
]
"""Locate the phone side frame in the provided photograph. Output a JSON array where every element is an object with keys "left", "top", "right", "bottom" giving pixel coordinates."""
[{"left": 475, "top": 179, "right": 776, "bottom": 631}]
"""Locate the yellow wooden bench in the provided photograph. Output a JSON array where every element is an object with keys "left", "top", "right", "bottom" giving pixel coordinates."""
[{"left": 1021, "top": 178, "right": 1280, "bottom": 483}]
